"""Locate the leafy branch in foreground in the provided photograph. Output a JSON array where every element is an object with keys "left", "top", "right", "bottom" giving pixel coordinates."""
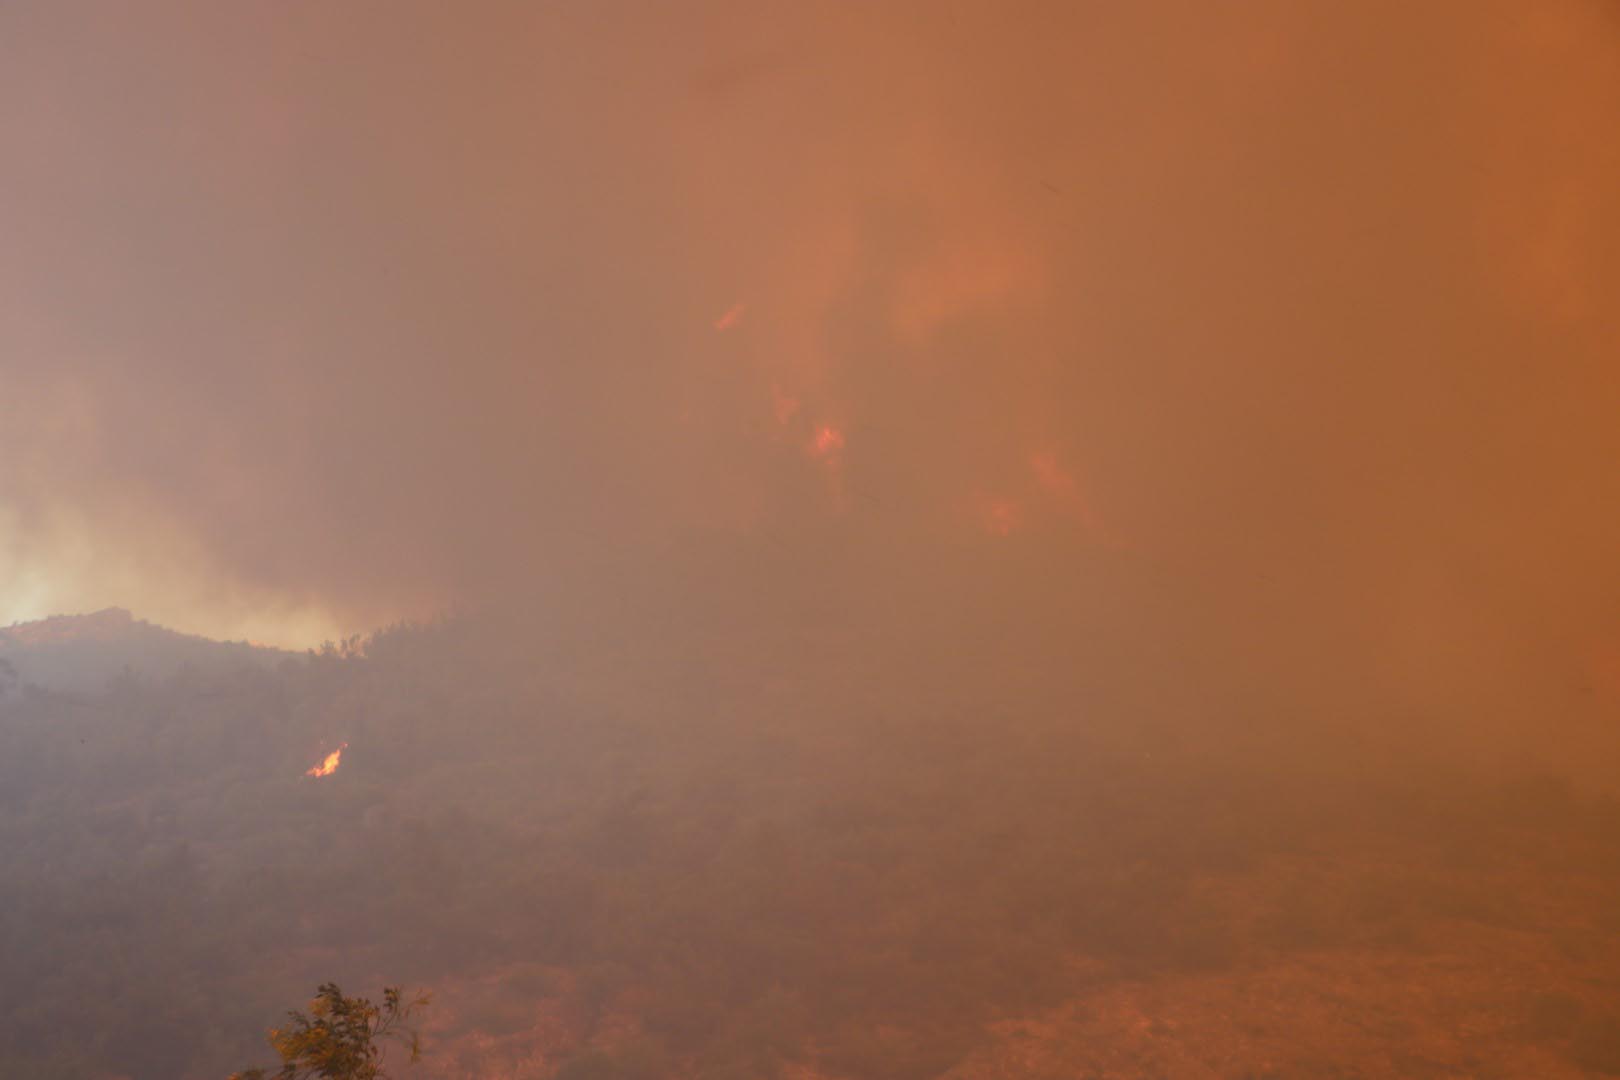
[{"left": 229, "top": 983, "right": 430, "bottom": 1080}]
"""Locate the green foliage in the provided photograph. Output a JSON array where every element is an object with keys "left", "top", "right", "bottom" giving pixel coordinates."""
[{"left": 230, "top": 984, "right": 428, "bottom": 1080}]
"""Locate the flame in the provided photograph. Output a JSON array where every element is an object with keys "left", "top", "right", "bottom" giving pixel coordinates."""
[
  {"left": 811, "top": 424, "right": 845, "bottom": 457},
  {"left": 712, "top": 302, "right": 746, "bottom": 331},
  {"left": 305, "top": 743, "right": 348, "bottom": 778}
]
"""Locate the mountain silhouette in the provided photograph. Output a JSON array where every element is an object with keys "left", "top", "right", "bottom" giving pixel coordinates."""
[{"left": 0, "top": 608, "right": 291, "bottom": 691}]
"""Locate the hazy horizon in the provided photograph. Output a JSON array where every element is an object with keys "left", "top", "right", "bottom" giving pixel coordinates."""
[{"left": 3, "top": 5, "right": 1619, "bottom": 1078}]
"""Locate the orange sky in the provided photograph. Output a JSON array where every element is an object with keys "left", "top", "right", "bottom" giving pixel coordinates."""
[{"left": 1, "top": 1, "right": 1617, "bottom": 764}]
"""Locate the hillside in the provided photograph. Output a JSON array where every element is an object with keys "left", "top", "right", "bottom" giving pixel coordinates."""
[
  {"left": 0, "top": 608, "right": 292, "bottom": 692},
  {"left": 1, "top": 614, "right": 1617, "bottom": 1079}
]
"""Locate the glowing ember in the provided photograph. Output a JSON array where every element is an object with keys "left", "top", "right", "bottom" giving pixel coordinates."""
[
  {"left": 811, "top": 424, "right": 845, "bottom": 457},
  {"left": 305, "top": 743, "right": 348, "bottom": 778},
  {"left": 712, "top": 302, "right": 746, "bottom": 331}
]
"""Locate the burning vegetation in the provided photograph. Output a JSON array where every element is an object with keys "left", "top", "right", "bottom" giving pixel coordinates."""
[{"left": 305, "top": 743, "right": 347, "bottom": 779}]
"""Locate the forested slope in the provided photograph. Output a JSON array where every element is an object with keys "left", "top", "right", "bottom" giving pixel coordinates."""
[{"left": 2, "top": 616, "right": 1618, "bottom": 1079}]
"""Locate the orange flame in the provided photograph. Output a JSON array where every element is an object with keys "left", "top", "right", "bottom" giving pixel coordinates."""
[{"left": 305, "top": 743, "right": 348, "bottom": 778}]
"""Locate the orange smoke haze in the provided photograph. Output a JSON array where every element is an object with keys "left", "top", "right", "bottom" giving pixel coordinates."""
[
  {"left": 979, "top": 497, "right": 1021, "bottom": 539},
  {"left": 1029, "top": 450, "right": 1117, "bottom": 548},
  {"left": 2, "top": 1, "right": 1618, "bottom": 769},
  {"left": 770, "top": 384, "right": 802, "bottom": 427}
]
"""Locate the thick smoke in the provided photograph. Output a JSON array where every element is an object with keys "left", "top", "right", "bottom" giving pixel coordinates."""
[{"left": 2, "top": 2, "right": 1617, "bottom": 770}]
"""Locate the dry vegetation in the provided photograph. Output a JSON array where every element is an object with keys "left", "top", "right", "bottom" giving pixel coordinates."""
[{"left": 3, "top": 617, "right": 1618, "bottom": 1079}]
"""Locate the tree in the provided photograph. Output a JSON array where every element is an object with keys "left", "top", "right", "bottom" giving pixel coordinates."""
[{"left": 230, "top": 983, "right": 429, "bottom": 1080}]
